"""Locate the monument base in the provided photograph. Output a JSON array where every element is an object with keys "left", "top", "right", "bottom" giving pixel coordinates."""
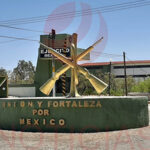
[{"left": 0, "top": 96, "right": 148, "bottom": 132}]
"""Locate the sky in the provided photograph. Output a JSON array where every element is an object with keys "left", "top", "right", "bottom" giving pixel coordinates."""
[{"left": 0, "top": 0, "right": 150, "bottom": 70}]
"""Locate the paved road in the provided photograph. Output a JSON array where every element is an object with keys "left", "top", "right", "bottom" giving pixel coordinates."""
[{"left": 0, "top": 106, "right": 149, "bottom": 150}]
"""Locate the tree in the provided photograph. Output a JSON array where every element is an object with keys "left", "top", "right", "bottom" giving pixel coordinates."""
[
  {"left": 131, "top": 77, "right": 150, "bottom": 93},
  {"left": 77, "top": 74, "right": 97, "bottom": 95},
  {"left": 77, "top": 70, "right": 136, "bottom": 96},
  {"left": 11, "top": 60, "right": 35, "bottom": 84},
  {"left": 77, "top": 70, "right": 108, "bottom": 95},
  {"left": 0, "top": 67, "right": 7, "bottom": 76}
]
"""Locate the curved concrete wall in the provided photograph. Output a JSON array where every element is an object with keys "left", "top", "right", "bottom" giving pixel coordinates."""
[{"left": 0, "top": 96, "right": 148, "bottom": 132}]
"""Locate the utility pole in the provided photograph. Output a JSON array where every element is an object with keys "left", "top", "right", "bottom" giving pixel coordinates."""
[
  {"left": 108, "top": 60, "right": 112, "bottom": 96},
  {"left": 51, "top": 29, "right": 56, "bottom": 97},
  {"left": 123, "top": 52, "right": 128, "bottom": 96},
  {"left": 61, "top": 38, "right": 67, "bottom": 96}
]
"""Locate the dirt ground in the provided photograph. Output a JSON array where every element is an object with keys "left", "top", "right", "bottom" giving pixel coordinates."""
[{"left": 0, "top": 106, "right": 149, "bottom": 150}]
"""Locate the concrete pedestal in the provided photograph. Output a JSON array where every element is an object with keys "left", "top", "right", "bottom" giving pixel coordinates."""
[{"left": 0, "top": 96, "right": 148, "bottom": 132}]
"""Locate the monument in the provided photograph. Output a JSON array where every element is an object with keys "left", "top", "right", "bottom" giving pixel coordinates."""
[
  {"left": 0, "top": 31, "right": 149, "bottom": 132},
  {"left": 39, "top": 35, "right": 107, "bottom": 97}
]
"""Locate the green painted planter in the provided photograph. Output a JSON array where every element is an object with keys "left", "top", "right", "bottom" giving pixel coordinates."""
[{"left": 0, "top": 96, "right": 148, "bottom": 132}]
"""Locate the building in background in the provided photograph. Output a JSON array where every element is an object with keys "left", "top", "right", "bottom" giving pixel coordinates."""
[{"left": 81, "top": 60, "right": 150, "bottom": 81}]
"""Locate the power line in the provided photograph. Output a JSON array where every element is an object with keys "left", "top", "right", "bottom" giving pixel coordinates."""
[
  {"left": 0, "top": 39, "right": 17, "bottom": 44},
  {"left": 0, "top": 35, "right": 40, "bottom": 44},
  {"left": 0, "top": 35, "right": 38, "bottom": 42},
  {"left": 0, "top": 35, "right": 148, "bottom": 76},
  {"left": 100, "top": 52, "right": 122, "bottom": 57},
  {"left": 92, "top": 51, "right": 123, "bottom": 58},
  {"left": 2, "top": 0, "right": 144, "bottom": 24},
  {"left": 0, "top": 34, "right": 123, "bottom": 60},
  {"left": 8, "top": 2, "right": 149, "bottom": 25},
  {"left": 0, "top": 0, "right": 149, "bottom": 26},
  {"left": 0, "top": 24, "right": 46, "bottom": 33}
]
